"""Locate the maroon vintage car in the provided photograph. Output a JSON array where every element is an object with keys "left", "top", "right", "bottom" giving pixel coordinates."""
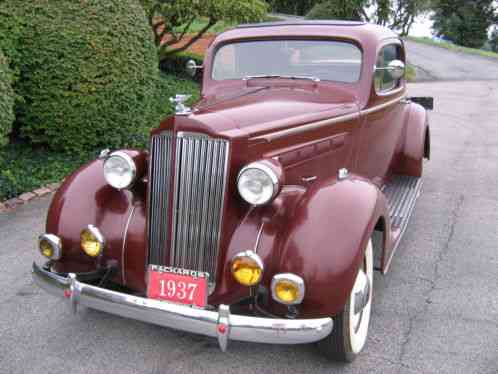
[{"left": 33, "top": 21, "right": 432, "bottom": 362}]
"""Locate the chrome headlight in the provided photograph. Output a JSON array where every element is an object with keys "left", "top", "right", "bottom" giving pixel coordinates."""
[
  {"left": 237, "top": 160, "right": 282, "bottom": 206},
  {"left": 103, "top": 151, "right": 137, "bottom": 189},
  {"left": 38, "top": 234, "right": 62, "bottom": 260}
]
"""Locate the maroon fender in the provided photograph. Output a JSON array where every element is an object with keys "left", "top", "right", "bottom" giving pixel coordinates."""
[
  {"left": 395, "top": 102, "right": 430, "bottom": 177},
  {"left": 46, "top": 150, "right": 147, "bottom": 286},
  {"left": 275, "top": 175, "right": 389, "bottom": 317}
]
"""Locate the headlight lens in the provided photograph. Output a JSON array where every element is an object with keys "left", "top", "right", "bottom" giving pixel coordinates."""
[
  {"left": 38, "top": 234, "right": 62, "bottom": 260},
  {"left": 231, "top": 251, "right": 264, "bottom": 286},
  {"left": 80, "top": 225, "right": 105, "bottom": 257},
  {"left": 103, "top": 151, "right": 137, "bottom": 189},
  {"left": 237, "top": 161, "right": 280, "bottom": 206},
  {"left": 271, "top": 273, "right": 305, "bottom": 305}
]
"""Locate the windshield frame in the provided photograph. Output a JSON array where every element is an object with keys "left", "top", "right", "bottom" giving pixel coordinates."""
[{"left": 209, "top": 37, "right": 364, "bottom": 85}]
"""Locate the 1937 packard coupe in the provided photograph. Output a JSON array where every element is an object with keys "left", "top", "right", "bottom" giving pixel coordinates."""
[{"left": 33, "top": 21, "right": 432, "bottom": 362}]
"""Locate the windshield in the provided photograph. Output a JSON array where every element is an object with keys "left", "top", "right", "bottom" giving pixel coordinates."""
[{"left": 212, "top": 40, "right": 362, "bottom": 83}]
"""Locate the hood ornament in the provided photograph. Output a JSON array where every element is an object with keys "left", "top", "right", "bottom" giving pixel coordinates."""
[{"left": 170, "top": 94, "right": 192, "bottom": 115}]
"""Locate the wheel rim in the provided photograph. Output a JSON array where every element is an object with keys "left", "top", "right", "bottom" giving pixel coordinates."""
[{"left": 348, "top": 240, "right": 373, "bottom": 354}]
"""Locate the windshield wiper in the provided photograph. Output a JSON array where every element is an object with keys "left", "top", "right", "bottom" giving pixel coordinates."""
[{"left": 243, "top": 74, "right": 321, "bottom": 82}]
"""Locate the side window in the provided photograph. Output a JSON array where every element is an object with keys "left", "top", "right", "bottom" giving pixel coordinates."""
[{"left": 374, "top": 44, "right": 403, "bottom": 92}]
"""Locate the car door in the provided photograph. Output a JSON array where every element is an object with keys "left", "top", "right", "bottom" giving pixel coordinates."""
[{"left": 355, "top": 42, "right": 406, "bottom": 185}]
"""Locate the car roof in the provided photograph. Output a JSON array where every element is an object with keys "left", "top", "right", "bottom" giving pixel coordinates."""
[
  {"left": 217, "top": 21, "right": 399, "bottom": 48},
  {"left": 236, "top": 20, "right": 368, "bottom": 29}
]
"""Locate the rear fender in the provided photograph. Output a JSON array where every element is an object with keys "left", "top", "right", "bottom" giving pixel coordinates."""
[
  {"left": 395, "top": 102, "right": 430, "bottom": 177},
  {"left": 276, "top": 175, "right": 389, "bottom": 317}
]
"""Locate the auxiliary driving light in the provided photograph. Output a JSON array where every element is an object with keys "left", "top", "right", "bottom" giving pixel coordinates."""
[
  {"left": 38, "top": 234, "right": 62, "bottom": 260},
  {"left": 231, "top": 251, "right": 264, "bottom": 286},
  {"left": 80, "top": 225, "right": 105, "bottom": 257},
  {"left": 271, "top": 273, "right": 305, "bottom": 305}
]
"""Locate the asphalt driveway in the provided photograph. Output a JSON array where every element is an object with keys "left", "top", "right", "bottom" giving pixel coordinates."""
[{"left": 1, "top": 43, "right": 497, "bottom": 373}]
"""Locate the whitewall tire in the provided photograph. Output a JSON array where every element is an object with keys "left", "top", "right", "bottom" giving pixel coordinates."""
[{"left": 317, "top": 239, "right": 374, "bottom": 362}]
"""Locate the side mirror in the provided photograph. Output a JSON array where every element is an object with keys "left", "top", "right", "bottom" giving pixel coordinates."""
[
  {"left": 186, "top": 59, "right": 202, "bottom": 78},
  {"left": 376, "top": 59, "right": 405, "bottom": 80}
]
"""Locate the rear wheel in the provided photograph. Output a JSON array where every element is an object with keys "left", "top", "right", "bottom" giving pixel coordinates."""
[{"left": 317, "top": 239, "right": 373, "bottom": 362}]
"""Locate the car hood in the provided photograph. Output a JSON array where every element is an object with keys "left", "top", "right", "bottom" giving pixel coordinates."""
[{"left": 189, "top": 84, "right": 359, "bottom": 138}]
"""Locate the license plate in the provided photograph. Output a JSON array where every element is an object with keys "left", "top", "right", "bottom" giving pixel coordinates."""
[{"left": 146, "top": 265, "right": 208, "bottom": 308}]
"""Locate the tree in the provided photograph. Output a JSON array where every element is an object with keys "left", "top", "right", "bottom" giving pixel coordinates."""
[
  {"left": 268, "top": 0, "right": 321, "bottom": 16},
  {"left": 305, "top": 0, "right": 431, "bottom": 36},
  {"left": 431, "top": 0, "right": 496, "bottom": 48},
  {"left": 490, "top": 27, "right": 498, "bottom": 52},
  {"left": 142, "top": 0, "right": 268, "bottom": 58}
]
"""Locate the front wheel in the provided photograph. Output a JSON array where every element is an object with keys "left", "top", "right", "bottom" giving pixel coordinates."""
[{"left": 317, "top": 239, "right": 373, "bottom": 362}]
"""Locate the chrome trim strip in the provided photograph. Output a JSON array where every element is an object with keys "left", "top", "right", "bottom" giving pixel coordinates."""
[
  {"left": 251, "top": 96, "right": 404, "bottom": 143},
  {"left": 252, "top": 112, "right": 360, "bottom": 142},
  {"left": 121, "top": 203, "right": 137, "bottom": 285},
  {"left": 32, "top": 262, "right": 333, "bottom": 348}
]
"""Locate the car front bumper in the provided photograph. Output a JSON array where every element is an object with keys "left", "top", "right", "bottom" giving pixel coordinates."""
[{"left": 32, "top": 262, "right": 333, "bottom": 351}]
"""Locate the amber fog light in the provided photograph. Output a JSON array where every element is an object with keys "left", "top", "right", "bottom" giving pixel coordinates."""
[
  {"left": 231, "top": 251, "right": 264, "bottom": 286},
  {"left": 38, "top": 234, "right": 62, "bottom": 260},
  {"left": 80, "top": 225, "right": 105, "bottom": 257},
  {"left": 271, "top": 273, "right": 305, "bottom": 305}
]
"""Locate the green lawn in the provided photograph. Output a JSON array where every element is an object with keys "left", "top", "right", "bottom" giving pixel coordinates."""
[
  {"left": 406, "top": 64, "right": 417, "bottom": 82},
  {"left": 0, "top": 72, "right": 200, "bottom": 201},
  {"left": 407, "top": 36, "right": 498, "bottom": 60}
]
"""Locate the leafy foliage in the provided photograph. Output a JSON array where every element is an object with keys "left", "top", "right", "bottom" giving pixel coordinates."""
[
  {"left": 141, "top": 0, "right": 268, "bottom": 58},
  {"left": 268, "top": 0, "right": 321, "bottom": 16},
  {"left": 431, "top": 0, "right": 497, "bottom": 48},
  {"left": 306, "top": 1, "right": 368, "bottom": 21},
  {"left": 0, "top": 50, "right": 15, "bottom": 147},
  {"left": 0, "top": 71, "right": 200, "bottom": 201},
  {"left": 4, "top": 0, "right": 165, "bottom": 154}
]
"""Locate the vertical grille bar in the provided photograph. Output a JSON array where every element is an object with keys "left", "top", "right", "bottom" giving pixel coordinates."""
[
  {"left": 147, "top": 132, "right": 173, "bottom": 265},
  {"left": 170, "top": 133, "right": 229, "bottom": 285}
]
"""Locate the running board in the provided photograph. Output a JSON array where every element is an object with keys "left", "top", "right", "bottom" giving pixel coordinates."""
[{"left": 381, "top": 175, "right": 423, "bottom": 272}]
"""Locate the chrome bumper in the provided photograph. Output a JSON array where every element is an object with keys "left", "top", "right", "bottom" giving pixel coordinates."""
[{"left": 32, "top": 262, "right": 332, "bottom": 351}]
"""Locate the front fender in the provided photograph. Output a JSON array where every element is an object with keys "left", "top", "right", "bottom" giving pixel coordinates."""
[
  {"left": 277, "top": 175, "right": 388, "bottom": 317},
  {"left": 46, "top": 151, "right": 147, "bottom": 288}
]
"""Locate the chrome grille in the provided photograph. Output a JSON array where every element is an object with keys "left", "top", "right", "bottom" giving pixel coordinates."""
[
  {"left": 147, "top": 131, "right": 229, "bottom": 285},
  {"left": 147, "top": 132, "right": 174, "bottom": 265},
  {"left": 171, "top": 133, "right": 229, "bottom": 284}
]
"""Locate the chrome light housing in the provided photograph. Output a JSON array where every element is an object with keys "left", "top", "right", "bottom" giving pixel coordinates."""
[
  {"left": 80, "top": 225, "right": 105, "bottom": 258},
  {"left": 38, "top": 234, "right": 62, "bottom": 260},
  {"left": 103, "top": 151, "right": 137, "bottom": 189},
  {"left": 230, "top": 250, "right": 264, "bottom": 286},
  {"left": 271, "top": 273, "right": 305, "bottom": 305},
  {"left": 237, "top": 160, "right": 283, "bottom": 206}
]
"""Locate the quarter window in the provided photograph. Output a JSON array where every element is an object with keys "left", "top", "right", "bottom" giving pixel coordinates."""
[{"left": 375, "top": 44, "right": 403, "bottom": 92}]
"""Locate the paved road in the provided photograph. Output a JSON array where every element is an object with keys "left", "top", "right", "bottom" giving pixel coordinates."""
[
  {"left": 405, "top": 40, "right": 498, "bottom": 81},
  {"left": 1, "top": 49, "right": 498, "bottom": 373}
]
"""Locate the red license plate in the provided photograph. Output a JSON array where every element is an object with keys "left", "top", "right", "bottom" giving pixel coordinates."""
[{"left": 146, "top": 265, "right": 208, "bottom": 308}]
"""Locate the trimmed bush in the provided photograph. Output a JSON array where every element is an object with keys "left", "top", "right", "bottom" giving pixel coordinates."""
[
  {"left": 0, "top": 50, "right": 15, "bottom": 147},
  {"left": 9, "top": 0, "right": 164, "bottom": 153}
]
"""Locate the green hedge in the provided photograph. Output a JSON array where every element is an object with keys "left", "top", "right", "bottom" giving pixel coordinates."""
[
  {"left": 0, "top": 50, "right": 15, "bottom": 147},
  {"left": 6, "top": 0, "right": 165, "bottom": 154}
]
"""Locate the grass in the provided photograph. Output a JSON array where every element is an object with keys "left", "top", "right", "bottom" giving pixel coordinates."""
[
  {"left": 0, "top": 72, "right": 200, "bottom": 201},
  {"left": 407, "top": 36, "right": 498, "bottom": 60},
  {"left": 406, "top": 64, "right": 417, "bottom": 82}
]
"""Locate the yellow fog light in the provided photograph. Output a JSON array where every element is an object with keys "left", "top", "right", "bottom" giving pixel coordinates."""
[
  {"left": 231, "top": 251, "right": 264, "bottom": 286},
  {"left": 271, "top": 274, "right": 305, "bottom": 305},
  {"left": 38, "top": 234, "right": 62, "bottom": 260},
  {"left": 80, "top": 225, "right": 105, "bottom": 257}
]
